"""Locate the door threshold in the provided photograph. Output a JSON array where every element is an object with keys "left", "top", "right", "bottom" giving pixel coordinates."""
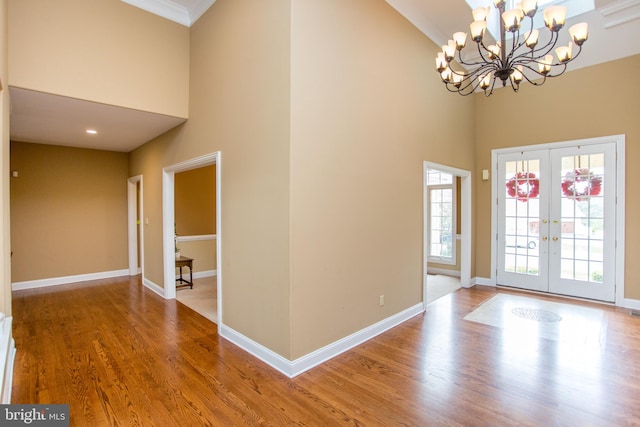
[{"left": 495, "top": 285, "right": 615, "bottom": 307}]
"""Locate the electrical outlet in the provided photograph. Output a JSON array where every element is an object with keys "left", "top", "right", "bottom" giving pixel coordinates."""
[{"left": 379, "top": 295, "right": 384, "bottom": 306}]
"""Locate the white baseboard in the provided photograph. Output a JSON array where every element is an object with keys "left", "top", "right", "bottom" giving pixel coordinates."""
[
  {"left": 622, "top": 297, "right": 640, "bottom": 311},
  {"left": 220, "top": 302, "right": 424, "bottom": 378},
  {"left": 427, "top": 268, "right": 461, "bottom": 277},
  {"left": 12, "top": 269, "right": 130, "bottom": 291},
  {"left": 194, "top": 269, "right": 216, "bottom": 279},
  {"left": 142, "top": 277, "right": 166, "bottom": 298},
  {"left": 174, "top": 269, "right": 216, "bottom": 280},
  {"left": 473, "top": 276, "right": 493, "bottom": 287}
]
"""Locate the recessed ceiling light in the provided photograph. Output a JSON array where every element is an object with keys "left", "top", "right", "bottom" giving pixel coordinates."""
[{"left": 86, "top": 129, "right": 98, "bottom": 135}]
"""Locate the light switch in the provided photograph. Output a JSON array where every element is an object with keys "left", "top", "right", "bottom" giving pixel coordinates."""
[{"left": 482, "top": 169, "right": 489, "bottom": 181}]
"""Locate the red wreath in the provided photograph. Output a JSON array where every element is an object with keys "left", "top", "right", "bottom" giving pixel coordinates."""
[
  {"left": 506, "top": 172, "right": 540, "bottom": 202},
  {"left": 561, "top": 168, "right": 602, "bottom": 201}
]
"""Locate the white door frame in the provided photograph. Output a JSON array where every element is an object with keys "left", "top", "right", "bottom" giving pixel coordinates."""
[
  {"left": 490, "top": 135, "right": 626, "bottom": 305},
  {"left": 423, "top": 162, "right": 472, "bottom": 311},
  {"left": 162, "top": 152, "right": 222, "bottom": 328},
  {"left": 127, "top": 175, "right": 144, "bottom": 277}
]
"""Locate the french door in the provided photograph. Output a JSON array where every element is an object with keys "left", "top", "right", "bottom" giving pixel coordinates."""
[{"left": 497, "top": 142, "right": 617, "bottom": 302}]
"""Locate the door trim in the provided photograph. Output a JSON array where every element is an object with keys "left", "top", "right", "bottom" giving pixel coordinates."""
[
  {"left": 127, "top": 175, "right": 144, "bottom": 277},
  {"left": 162, "top": 152, "right": 222, "bottom": 329},
  {"left": 490, "top": 135, "right": 625, "bottom": 305},
  {"left": 423, "top": 161, "right": 472, "bottom": 311}
]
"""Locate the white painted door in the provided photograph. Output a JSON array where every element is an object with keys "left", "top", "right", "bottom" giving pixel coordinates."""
[{"left": 497, "top": 143, "right": 616, "bottom": 302}]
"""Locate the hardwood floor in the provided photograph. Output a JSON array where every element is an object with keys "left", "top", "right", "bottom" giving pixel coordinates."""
[{"left": 11, "top": 276, "right": 640, "bottom": 426}]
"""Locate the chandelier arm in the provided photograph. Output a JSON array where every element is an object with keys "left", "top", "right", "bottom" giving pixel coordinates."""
[
  {"left": 511, "top": 62, "right": 549, "bottom": 86},
  {"left": 529, "top": 30, "right": 559, "bottom": 60},
  {"left": 455, "top": 46, "right": 493, "bottom": 67},
  {"left": 511, "top": 17, "right": 535, "bottom": 55}
]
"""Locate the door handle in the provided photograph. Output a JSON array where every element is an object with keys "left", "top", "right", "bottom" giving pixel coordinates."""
[
  {"left": 542, "top": 236, "right": 548, "bottom": 241},
  {"left": 552, "top": 236, "right": 558, "bottom": 241}
]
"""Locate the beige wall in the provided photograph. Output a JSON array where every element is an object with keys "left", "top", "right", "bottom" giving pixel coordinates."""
[
  {"left": 289, "top": 0, "right": 475, "bottom": 358},
  {"left": 129, "top": 0, "right": 293, "bottom": 356},
  {"left": 10, "top": 142, "right": 129, "bottom": 282},
  {"left": 176, "top": 240, "right": 216, "bottom": 273},
  {"left": 474, "top": 54, "right": 640, "bottom": 299},
  {"left": 0, "top": 0, "right": 10, "bottom": 314},
  {"left": 175, "top": 165, "right": 215, "bottom": 236},
  {"left": 8, "top": 0, "right": 189, "bottom": 118}
]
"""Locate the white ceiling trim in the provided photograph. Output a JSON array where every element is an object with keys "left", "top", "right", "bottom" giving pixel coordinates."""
[
  {"left": 121, "top": 0, "right": 216, "bottom": 27},
  {"left": 599, "top": 0, "right": 640, "bottom": 29}
]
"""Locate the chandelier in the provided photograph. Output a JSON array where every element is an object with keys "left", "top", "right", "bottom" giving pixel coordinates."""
[{"left": 435, "top": 0, "right": 589, "bottom": 96}]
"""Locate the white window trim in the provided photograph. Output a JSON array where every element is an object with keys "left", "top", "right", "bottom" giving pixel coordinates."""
[{"left": 426, "top": 182, "right": 457, "bottom": 266}]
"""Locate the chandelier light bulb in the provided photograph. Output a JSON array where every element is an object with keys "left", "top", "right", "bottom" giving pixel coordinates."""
[
  {"left": 521, "top": 0, "right": 538, "bottom": 17},
  {"left": 441, "top": 68, "right": 453, "bottom": 83},
  {"left": 556, "top": 42, "right": 573, "bottom": 63},
  {"left": 538, "top": 54, "right": 553, "bottom": 74},
  {"left": 569, "top": 22, "right": 589, "bottom": 46},
  {"left": 510, "top": 65, "right": 524, "bottom": 85},
  {"left": 487, "top": 44, "right": 500, "bottom": 59},
  {"left": 543, "top": 6, "right": 567, "bottom": 32},
  {"left": 472, "top": 6, "right": 491, "bottom": 22},
  {"left": 479, "top": 73, "right": 492, "bottom": 90},
  {"left": 435, "top": 52, "right": 447, "bottom": 72},
  {"left": 470, "top": 20, "right": 487, "bottom": 42},
  {"left": 502, "top": 9, "right": 522, "bottom": 32},
  {"left": 453, "top": 32, "right": 468, "bottom": 50},
  {"left": 452, "top": 72, "right": 464, "bottom": 88},
  {"left": 524, "top": 29, "right": 539, "bottom": 49},
  {"left": 442, "top": 40, "right": 456, "bottom": 62}
]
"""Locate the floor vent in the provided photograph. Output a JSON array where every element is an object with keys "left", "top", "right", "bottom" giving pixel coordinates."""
[{"left": 631, "top": 310, "right": 640, "bottom": 317}]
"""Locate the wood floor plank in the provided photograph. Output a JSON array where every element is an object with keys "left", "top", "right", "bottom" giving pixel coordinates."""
[{"left": 10, "top": 277, "right": 640, "bottom": 426}]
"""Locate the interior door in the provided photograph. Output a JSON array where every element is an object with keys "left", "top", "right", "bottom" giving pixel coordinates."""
[{"left": 497, "top": 143, "right": 617, "bottom": 302}]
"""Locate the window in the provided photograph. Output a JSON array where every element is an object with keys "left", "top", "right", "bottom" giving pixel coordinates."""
[{"left": 427, "top": 170, "right": 456, "bottom": 265}]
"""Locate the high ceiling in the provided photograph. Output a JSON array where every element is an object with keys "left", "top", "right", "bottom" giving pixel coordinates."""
[{"left": 9, "top": 0, "right": 640, "bottom": 152}]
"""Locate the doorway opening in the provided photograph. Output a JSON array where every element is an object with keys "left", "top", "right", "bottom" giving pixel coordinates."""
[
  {"left": 423, "top": 162, "right": 472, "bottom": 308},
  {"left": 127, "top": 175, "right": 144, "bottom": 277},
  {"left": 162, "top": 153, "right": 222, "bottom": 328}
]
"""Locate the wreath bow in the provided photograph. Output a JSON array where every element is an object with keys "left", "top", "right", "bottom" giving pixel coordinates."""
[{"left": 506, "top": 172, "right": 540, "bottom": 202}]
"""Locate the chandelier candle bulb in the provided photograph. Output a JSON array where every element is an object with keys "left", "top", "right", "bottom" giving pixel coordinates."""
[
  {"left": 453, "top": 32, "right": 468, "bottom": 49},
  {"left": 569, "top": 23, "right": 589, "bottom": 45},
  {"left": 521, "top": 0, "right": 538, "bottom": 17},
  {"left": 543, "top": 6, "right": 567, "bottom": 31},
  {"left": 472, "top": 6, "right": 491, "bottom": 22},
  {"left": 470, "top": 20, "right": 487, "bottom": 41},
  {"left": 555, "top": 42, "right": 573, "bottom": 63},
  {"left": 442, "top": 41, "right": 456, "bottom": 61},
  {"left": 525, "top": 29, "right": 539, "bottom": 49},
  {"left": 441, "top": 68, "right": 453, "bottom": 83},
  {"left": 510, "top": 65, "right": 524, "bottom": 89},
  {"left": 436, "top": 52, "right": 447, "bottom": 72},
  {"left": 487, "top": 44, "right": 500, "bottom": 59},
  {"left": 480, "top": 73, "right": 492, "bottom": 90},
  {"left": 502, "top": 9, "right": 522, "bottom": 32},
  {"left": 453, "top": 72, "right": 464, "bottom": 87}
]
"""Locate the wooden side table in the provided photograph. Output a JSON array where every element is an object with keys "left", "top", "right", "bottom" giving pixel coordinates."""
[{"left": 175, "top": 256, "right": 193, "bottom": 289}]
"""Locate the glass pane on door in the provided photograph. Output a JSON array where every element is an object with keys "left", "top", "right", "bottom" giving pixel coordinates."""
[
  {"left": 503, "top": 159, "right": 541, "bottom": 276},
  {"left": 558, "top": 153, "right": 605, "bottom": 283}
]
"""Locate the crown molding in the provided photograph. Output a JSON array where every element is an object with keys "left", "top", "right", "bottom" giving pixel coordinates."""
[{"left": 121, "top": 0, "right": 216, "bottom": 27}]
